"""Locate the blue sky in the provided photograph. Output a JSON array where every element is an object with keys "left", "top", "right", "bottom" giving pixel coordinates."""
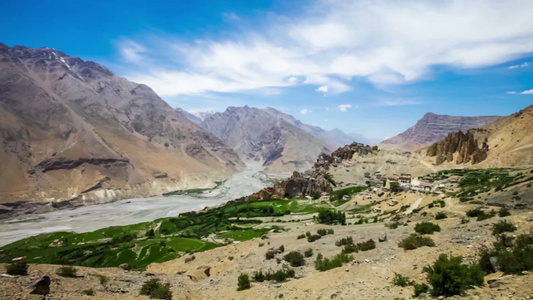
[{"left": 1, "top": 0, "right": 533, "bottom": 140}]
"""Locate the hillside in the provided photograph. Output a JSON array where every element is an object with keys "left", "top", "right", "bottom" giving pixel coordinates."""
[
  {"left": 425, "top": 104, "right": 533, "bottom": 168},
  {"left": 0, "top": 43, "right": 244, "bottom": 205},
  {"left": 378, "top": 113, "right": 500, "bottom": 151},
  {"left": 201, "top": 106, "right": 333, "bottom": 174}
]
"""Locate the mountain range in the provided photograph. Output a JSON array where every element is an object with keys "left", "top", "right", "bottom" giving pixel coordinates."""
[
  {"left": 378, "top": 113, "right": 500, "bottom": 151},
  {"left": 0, "top": 43, "right": 244, "bottom": 204}
]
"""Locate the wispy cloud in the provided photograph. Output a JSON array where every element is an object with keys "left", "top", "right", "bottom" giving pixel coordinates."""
[
  {"left": 508, "top": 62, "right": 530, "bottom": 69},
  {"left": 119, "top": 0, "right": 533, "bottom": 97},
  {"left": 522, "top": 89, "right": 533, "bottom": 94},
  {"left": 506, "top": 91, "right": 518, "bottom": 94},
  {"left": 300, "top": 108, "right": 310, "bottom": 115},
  {"left": 379, "top": 99, "right": 422, "bottom": 106},
  {"left": 338, "top": 104, "right": 352, "bottom": 112},
  {"left": 117, "top": 39, "right": 146, "bottom": 63}
]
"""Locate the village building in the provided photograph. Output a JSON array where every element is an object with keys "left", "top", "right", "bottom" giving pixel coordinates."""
[{"left": 320, "top": 192, "right": 330, "bottom": 201}]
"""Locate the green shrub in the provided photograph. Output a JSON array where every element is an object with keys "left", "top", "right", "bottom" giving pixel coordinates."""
[
  {"left": 307, "top": 234, "right": 321, "bottom": 242},
  {"left": 461, "top": 217, "right": 470, "bottom": 224},
  {"left": 386, "top": 221, "right": 401, "bottom": 229},
  {"left": 317, "top": 209, "right": 346, "bottom": 225},
  {"left": 435, "top": 212, "right": 447, "bottom": 220},
  {"left": 145, "top": 228, "right": 155, "bottom": 238},
  {"left": 317, "top": 229, "right": 328, "bottom": 236},
  {"left": 315, "top": 252, "right": 353, "bottom": 271},
  {"left": 253, "top": 266, "right": 295, "bottom": 283},
  {"left": 284, "top": 251, "right": 305, "bottom": 267},
  {"left": 228, "top": 256, "right": 234, "bottom": 261},
  {"left": 305, "top": 231, "right": 311, "bottom": 237},
  {"left": 237, "top": 273, "right": 251, "bottom": 291},
  {"left": 413, "top": 283, "right": 429, "bottom": 297},
  {"left": 57, "top": 266, "right": 77, "bottom": 278},
  {"left": 6, "top": 261, "right": 28, "bottom": 275},
  {"left": 297, "top": 234, "right": 306, "bottom": 239},
  {"left": 279, "top": 245, "right": 285, "bottom": 253},
  {"left": 82, "top": 289, "right": 95, "bottom": 296},
  {"left": 479, "top": 233, "right": 533, "bottom": 274},
  {"left": 492, "top": 220, "right": 517, "bottom": 235},
  {"left": 398, "top": 234, "right": 435, "bottom": 250},
  {"left": 414, "top": 222, "right": 441, "bottom": 235},
  {"left": 498, "top": 208, "right": 511, "bottom": 217},
  {"left": 304, "top": 248, "right": 313, "bottom": 257},
  {"left": 335, "top": 237, "right": 353, "bottom": 247},
  {"left": 477, "top": 209, "right": 496, "bottom": 221},
  {"left": 425, "top": 254, "right": 484, "bottom": 297},
  {"left": 327, "top": 229, "right": 334, "bottom": 234},
  {"left": 466, "top": 208, "right": 484, "bottom": 217},
  {"left": 392, "top": 272, "right": 413, "bottom": 287},
  {"left": 356, "top": 239, "right": 376, "bottom": 251},
  {"left": 265, "top": 251, "right": 275, "bottom": 260},
  {"left": 140, "top": 279, "right": 172, "bottom": 300}
]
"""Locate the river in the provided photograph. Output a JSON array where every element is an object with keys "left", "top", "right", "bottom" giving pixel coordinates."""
[{"left": 0, "top": 167, "right": 274, "bottom": 247}]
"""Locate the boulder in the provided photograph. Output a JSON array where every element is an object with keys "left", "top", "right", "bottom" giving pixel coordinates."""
[{"left": 30, "top": 276, "right": 50, "bottom": 295}]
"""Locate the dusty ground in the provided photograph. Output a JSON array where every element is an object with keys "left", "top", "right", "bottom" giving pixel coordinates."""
[{"left": 3, "top": 192, "right": 533, "bottom": 300}]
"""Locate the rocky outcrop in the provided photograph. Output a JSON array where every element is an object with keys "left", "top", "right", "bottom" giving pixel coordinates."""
[
  {"left": 248, "top": 142, "right": 374, "bottom": 200},
  {"left": 379, "top": 113, "right": 499, "bottom": 151},
  {"left": 426, "top": 129, "right": 489, "bottom": 165}
]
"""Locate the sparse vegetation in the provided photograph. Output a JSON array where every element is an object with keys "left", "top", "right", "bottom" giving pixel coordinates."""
[
  {"left": 307, "top": 234, "right": 321, "bottom": 242},
  {"left": 479, "top": 233, "right": 533, "bottom": 274},
  {"left": 140, "top": 279, "right": 172, "bottom": 300},
  {"left": 435, "top": 212, "right": 447, "bottom": 220},
  {"left": 414, "top": 222, "right": 441, "bottom": 235},
  {"left": 297, "top": 234, "right": 306, "bottom": 239},
  {"left": 304, "top": 248, "right": 313, "bottom": 257},
  {"left": 424, "top": 254, "right": 484, "bottom": 297},
  {"left": 413, "top": 283, "right": 429, "bottom": 297},
  {"left": 499, "top": 208, "right": 511, "bottom": 217},
  {"left": 466, "top": 208, "right": 496, "bottom": 221},
  {"left": 398, "top": 234, "right": 435, "bottom": 250},
  {"left": 317, "top": 209, "right": 346, "bottom": 225},
  {"left": 284, "top": 251, "right": 305, "bottom": 267},
  {"left": 82, "top": 289, "right": 95, "bottom": 296},
  {"left": 6, "top": 261, "right": 28, "bottom": 275},
  {"left": 265, "top": 251, "right": 276, "bottom": 260},
  {"left": 237, "top": 274, "right": 251, "bottom": 291},
  {"left": 253, "top": 266, "right": 295, "bottom": 283},
  {"left": 57, "top": 266, "right": 77, "bottom": 277},
  {"left": 392, "top": 273, "right": 413, "bottom": 287},
  {"left": 315, "top": 252, "right": 353, "bottom": 271},
  {"left": 335, "top": 237, "right": 353, "bottom": 247},
  {"left": 492, "top": 220, "right": 517, "bottom": 235}
]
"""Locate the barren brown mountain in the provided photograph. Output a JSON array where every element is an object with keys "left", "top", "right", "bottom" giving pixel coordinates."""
[
  {"left": 0, "top": 44, "right": 244, "bottom": 205},
  {"left": 379, "top": 113, "right": 500, "bottom": 151},
  {"left": 425, "top": 104, "right": 533, "bottom": 168}
]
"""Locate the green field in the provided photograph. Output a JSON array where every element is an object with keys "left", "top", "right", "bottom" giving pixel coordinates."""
[{"left": 0, "top": 199, "right": 325, "bottom": 270}]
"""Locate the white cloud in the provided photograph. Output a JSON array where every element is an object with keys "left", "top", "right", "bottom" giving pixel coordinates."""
[
  {"left": 300, "top": 108, "right": 310, "bottom": 115},
  {"left": 379, "top": 99, "right": 422, "bottom": 106},
  {"left": 508, "top": 62, "right": 530, "bottom": 69},
  {"left": 506, "top": 91, "right": 517, "bottom": 94},
  {"left": 118, "top": 39, "right": 146, "bottom": 63},
  {"left": 316, "top": 85, "right": 329, "bottom": 93},
  {"left": 338, "top": 104, "right": 352, "bottom": 112},
  {"left": 521, "top": 89, "right": 533, "bottom": 94},
  {"left": 122, "top": 0, "right": 533, "bottom": 96}
]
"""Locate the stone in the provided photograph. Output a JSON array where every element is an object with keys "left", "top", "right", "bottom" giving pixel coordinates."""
[
  {"left": 119, "top": 263, "right": 129, "bottom": 270},
  {"left": 30, "top": 276, "right": 50, "bottom": 295},
  {"left": 378, "top": 233, "right": 387, "bottom": 242}
]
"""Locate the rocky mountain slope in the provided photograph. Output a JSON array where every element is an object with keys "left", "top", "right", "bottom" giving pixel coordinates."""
[
  {"left": 378, "top": 113, "right": 500, "bottom": 151},
  {"left": 0, "top": 43, "right": 244, "bottom": 205},
  {"left": 426, "top": 104, "right": 533, "bottom": 167},
  {"left": 201, "top": 106, "right": 334, "bottom": 173}
]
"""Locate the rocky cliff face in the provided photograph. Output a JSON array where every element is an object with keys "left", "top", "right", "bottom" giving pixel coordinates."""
[
  {"left": 248, "top": 142, "right": 374, "bottom": 200},
  {"left": 201, "top": 106, "right": 333, "bottom": 173},
  {"left": 379, "top": 113, "right": 500, "bottom": 151},
  {"left": 426, "top": 129, "right": 489, "bottom": 165},
  {"left": 426, "top": 105, "right": 533, "bottom": 167},
  {"left": 0, "top": 43, "right": 244, "bottom": 205}
]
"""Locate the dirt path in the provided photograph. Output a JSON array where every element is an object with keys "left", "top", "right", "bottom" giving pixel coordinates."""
[{"left": 404, "top": 197, "right": 422, "bottom": 214}]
